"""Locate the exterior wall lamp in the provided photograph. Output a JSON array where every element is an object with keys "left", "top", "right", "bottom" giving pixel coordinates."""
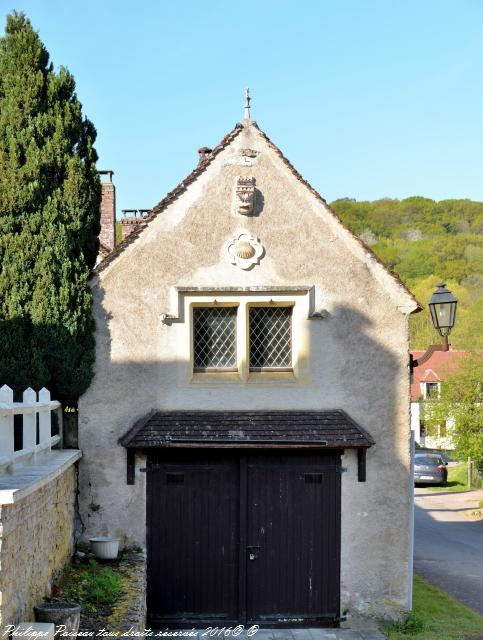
[{"left": 411, "top": 283, "right": 458, "bottom": 370}]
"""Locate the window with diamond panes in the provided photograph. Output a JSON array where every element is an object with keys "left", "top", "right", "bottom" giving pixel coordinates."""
[
  {"left": 193, "top": 307, "right": 237, "bottom": 370},
  {"left": 249, "top": 307, "right": 292, "bottom": 370}
]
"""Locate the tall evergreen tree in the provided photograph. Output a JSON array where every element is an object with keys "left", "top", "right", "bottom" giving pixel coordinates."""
[{"left": 0, "top": 12, "right": 100, "bottom": 405}]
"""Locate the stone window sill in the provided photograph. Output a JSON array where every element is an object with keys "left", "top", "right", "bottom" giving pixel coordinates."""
[
  {"left": 191, "top": 372, "right": 242, "bottom": 384},
  {"left": 247, "top": 371, "right": 297, "bottom": 384},
  {"left": 189, "top": 370, "right": 298, "bottom": 385}
]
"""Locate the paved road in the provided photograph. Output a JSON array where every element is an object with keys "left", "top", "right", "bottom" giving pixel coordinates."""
[{"left": 414, "top": 487, "right": 483, "bottom": 615}]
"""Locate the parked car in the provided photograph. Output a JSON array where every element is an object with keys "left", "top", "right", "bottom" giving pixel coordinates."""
[
  {"left": 416, "top": 447, "right": 452, "bottom": 464},
  {"left": 414, "top": 453, "right": 448, "bottom": 485}
]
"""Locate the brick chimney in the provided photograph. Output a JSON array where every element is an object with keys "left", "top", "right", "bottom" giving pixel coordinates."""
[
  {"left": 120, "top": 210, "right": 150, "bottom": 240},
  {"left": 98, "top": 170, "right": 116, "bottom": 251},
  {"left": 198, "top": 147, "right": 212, "bottom": 165}
]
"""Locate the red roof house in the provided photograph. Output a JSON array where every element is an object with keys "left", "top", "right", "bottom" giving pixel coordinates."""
[{"left": 411, "top": 350, "right": 467, "bottom": 401}]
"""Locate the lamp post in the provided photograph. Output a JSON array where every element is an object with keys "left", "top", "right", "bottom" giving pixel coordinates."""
[
  {"left": 411, "top": 283, "right": 458, "bottom": 370},
  {"left": 408, "top": 283, "right": 457, "bottom": 609}
]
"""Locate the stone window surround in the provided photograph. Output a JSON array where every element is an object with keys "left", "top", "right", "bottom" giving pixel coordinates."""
[
  {"left": 192, "top": 301, "right": 294, "bottom": 377},
  {"left": 167, "top": 287, "right": 314, "bottom": 384}
]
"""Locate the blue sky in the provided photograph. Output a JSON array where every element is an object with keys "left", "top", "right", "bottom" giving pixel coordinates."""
[{"left": 3, "top": 0, "right": 483, "bottom": 214}]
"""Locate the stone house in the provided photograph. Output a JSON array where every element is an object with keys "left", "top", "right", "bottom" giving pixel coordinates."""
[{"left": 79, "top": 111, "right": 421, "bottom": 628}]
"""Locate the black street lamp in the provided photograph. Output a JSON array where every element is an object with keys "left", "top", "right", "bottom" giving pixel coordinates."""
[
  {"left": 429, "top": 283, "right": 458, "bottom": 340},
  {"left": 411, "top": 283, "right": 458, "bottom": 369}
]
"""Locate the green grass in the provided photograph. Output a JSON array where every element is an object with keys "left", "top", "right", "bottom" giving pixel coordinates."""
[
  {"left": 428, "top": 462, "right": 471, "bottom": 493},
  {"left": 383, "top": 575, "right": 483, "bottom": 639},
  {"left": 60, "top": 559, "right": 122, "bottom": 615}
]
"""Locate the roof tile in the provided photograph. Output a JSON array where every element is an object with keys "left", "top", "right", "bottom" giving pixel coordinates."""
[{"left": 120, "top": 409, "right": 375, "bottom": 449}]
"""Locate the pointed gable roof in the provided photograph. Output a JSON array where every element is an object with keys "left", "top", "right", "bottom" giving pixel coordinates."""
[
  {"left": 421, "top": 368, "right": 440, "bottom": 382},
  {"left": 94, "top": 120, "right": 421, "bottom": 312},
  {"left": 95, "top": 123, "right": 244, "bottom": 273}
]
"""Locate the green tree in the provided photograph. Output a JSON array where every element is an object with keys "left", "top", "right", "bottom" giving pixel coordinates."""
[
  {"left": 424, "top": 353, "right": 483, "bottom": 469},
  {"left": 0, "top": 12, "right": 100, "bottom": 405},
  {"left": 330, "top": 196, "right": 483, "bottom": 350}
]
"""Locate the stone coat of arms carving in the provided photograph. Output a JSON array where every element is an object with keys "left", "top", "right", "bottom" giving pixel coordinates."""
[{"left": 235, "top": 176, "right": 255, "bottom": 215}]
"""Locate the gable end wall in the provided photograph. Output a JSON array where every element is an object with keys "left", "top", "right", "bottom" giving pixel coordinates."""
[{"left": 79, "top": 122, "right": 414, "bottom": 620}]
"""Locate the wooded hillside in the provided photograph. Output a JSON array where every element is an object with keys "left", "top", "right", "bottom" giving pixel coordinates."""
[{"left": 330, "top": 197, "right": 483, "bottom": 349}]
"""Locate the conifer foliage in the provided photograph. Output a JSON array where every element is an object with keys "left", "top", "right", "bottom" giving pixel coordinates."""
[{"left": 0, "top": 12, "right": 100, "bottom": 405}]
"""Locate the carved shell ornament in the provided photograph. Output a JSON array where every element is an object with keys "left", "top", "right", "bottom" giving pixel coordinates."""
[
  {"left": 227, "top": 233, "right": 264, "bottom": 270},
  {"left": 235, "top": 240, "right": 256, "bottom": 259}
]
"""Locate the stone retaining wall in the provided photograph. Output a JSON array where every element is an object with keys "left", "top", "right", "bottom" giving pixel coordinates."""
[{"left": 0, "top": 462, "right": 78, "bottom": 626}]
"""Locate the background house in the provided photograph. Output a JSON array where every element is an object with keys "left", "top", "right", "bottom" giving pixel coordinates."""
[
  {"left": 410, "top": 349, "right": 466, "bottom": 449},
  {"left": 80, "top": 114, "right": 420, "bottom": 626}
]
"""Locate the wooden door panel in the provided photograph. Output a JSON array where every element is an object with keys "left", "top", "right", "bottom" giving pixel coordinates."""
[
  {"left": 246, "top": 452, "right": 341, "bottom": 625},
  {"left": 147, "top": 451, "right": 240, "bottom": 626}
]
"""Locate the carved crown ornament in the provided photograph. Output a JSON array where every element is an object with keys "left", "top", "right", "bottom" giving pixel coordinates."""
[
  {"left": 240, "top": 148, "right": 258, "bottom": 158},
  {"left": 240, "top": 148, "right": 258, "bottom": 166},
  {"left": 227, "top": 233, "right": 264, "bottom": 270},
  {"left": 235, "top": 176, "right": 255, "bottom": 216}
]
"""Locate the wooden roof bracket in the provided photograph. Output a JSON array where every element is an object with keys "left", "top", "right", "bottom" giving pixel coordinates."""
[
  {"left": 358, "top": 448, "right": 367, "bottom": 482},
  {"left": 127, "top": 448, "right": 135, "bottom": 485}
]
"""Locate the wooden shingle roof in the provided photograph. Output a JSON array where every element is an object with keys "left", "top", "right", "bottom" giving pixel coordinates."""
[{"left": 119, "top": 410, "right": 375, "bottom": 449}]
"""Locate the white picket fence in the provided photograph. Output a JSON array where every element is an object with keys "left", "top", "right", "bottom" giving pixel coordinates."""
[{"left": 0, "top": 385, "right": 62, "bottom": 470}]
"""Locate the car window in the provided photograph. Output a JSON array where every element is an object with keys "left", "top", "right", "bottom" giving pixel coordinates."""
[{"left": 415, "top": 455, "right": 442, "bottom": 465}]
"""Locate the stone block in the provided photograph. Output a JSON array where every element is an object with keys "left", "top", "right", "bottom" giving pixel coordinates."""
[
  {"left": 307, "top": 630, "right": 337, "bottom": 640},
  {"left": 290, "top": 630, "right": 313, "bottom": 640},
  {"left": 333, "top": 631, "right": 363, "bottom": 640}
]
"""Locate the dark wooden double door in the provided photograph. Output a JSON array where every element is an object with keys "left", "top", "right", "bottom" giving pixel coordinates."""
[{"left": 147, "top": 450, "right": 341, "bottom": 628}]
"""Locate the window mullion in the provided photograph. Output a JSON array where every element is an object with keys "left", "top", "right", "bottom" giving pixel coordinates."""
[{"left": 239, "top": 302, "right": 249, "bottom": 381}]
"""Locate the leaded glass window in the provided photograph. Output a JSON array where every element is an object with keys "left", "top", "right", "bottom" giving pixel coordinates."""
[
  {"left": 249, "top": 307, "right": 292, "bottom": 370},
  {"left": 193, "top": 307, "right": 237, "bottom": 370}
]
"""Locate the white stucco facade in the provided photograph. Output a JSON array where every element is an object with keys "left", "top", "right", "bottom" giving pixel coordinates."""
[{"left": 79, "top": 119, "right": 419, "bottom": 620}]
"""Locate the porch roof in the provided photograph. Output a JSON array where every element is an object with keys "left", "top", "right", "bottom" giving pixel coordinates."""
[{"left": 119, "top": 410, "right": 375, "bottom": 449}]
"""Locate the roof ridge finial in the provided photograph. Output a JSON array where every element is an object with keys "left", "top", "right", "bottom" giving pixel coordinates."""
[{"left": 244, "top": 87, "right": 251, "bottom": 120}]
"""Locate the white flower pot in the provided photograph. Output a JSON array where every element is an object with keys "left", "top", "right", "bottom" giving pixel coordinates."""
[{"left": 89, "top": 536, "right": 120, "bottom": 560}]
